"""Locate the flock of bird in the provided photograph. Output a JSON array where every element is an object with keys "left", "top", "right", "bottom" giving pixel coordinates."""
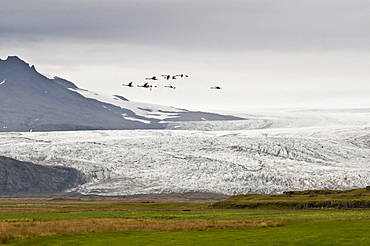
[{"left": 122, "top": 74, "right": 222, "bottom": 90}]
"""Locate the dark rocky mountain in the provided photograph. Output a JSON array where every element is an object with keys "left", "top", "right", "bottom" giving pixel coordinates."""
[
  {"left": 0, "top": 56, "right": 243, "bottom": 132},
  {"left": 0, "top": 156, "right": 85, "bottom": 195}
]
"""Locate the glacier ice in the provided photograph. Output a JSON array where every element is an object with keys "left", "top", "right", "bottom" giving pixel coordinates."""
[{"left": 0, "top": 109, "right": 369, "bottom": 196}]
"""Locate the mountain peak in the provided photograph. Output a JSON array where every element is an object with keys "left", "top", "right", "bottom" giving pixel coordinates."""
[
  {"left": 4, "top": 55, "right": 27, "bottom": 64},
  {"left": 1, "top": 56, "right": 37, "bottom": 72}
]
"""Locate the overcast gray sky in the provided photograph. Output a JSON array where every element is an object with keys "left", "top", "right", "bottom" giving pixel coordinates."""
[{"left": 1, "top": 0, "right": 369, "bottom": 111}]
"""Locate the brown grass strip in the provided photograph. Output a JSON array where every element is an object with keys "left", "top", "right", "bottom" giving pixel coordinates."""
[{"left": 0, "top": 218, "right": 282, "bottom": 243}]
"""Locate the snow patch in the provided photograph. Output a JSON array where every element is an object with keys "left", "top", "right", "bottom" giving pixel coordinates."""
[
  {"left": 122, "top": 115, "right": 151, "bottom": 124},
  {"left": 70, "top": 88, "right": 186, "bottom": 120},
  {"left": 42, "top": 74, "right": 55, "bottom": 80}
]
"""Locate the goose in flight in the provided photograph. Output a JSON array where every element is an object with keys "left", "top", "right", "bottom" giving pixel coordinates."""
[
  {"left": 137, "top": 82, "right": 156, "bottom": 90},
  {"left": 175, "top": 74, "right": 188, "bottom": 78},
  {"left": 162, "top": 74, "right": 171, "bottom": 80},
  {"left": 210, "top": 86, "right": 222, "bottom": 89},
  {"left": 122, "top": 81, "right": 134, "bottom": 87},
  {"left": 164, "top": 85, "right": 176, "bottom": 89},
  {"left": 145, "top": 76, "right": 158, "bottom": 80}
]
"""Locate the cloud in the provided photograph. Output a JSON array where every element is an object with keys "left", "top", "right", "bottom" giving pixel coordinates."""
[{"left": 1, "top": 0, "right": 369, "bottom": 52}]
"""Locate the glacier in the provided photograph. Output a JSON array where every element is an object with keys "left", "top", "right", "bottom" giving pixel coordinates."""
[{"left": 0, "top": 109, "right": 369, "bottom": 196}]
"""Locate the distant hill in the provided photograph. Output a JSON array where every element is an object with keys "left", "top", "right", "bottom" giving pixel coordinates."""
[
  {"left": 0, "top": 56, "right": 243, "bottom": 132},
  {"left": 0, "top": 156, "right": 85, "bottom": 195}
]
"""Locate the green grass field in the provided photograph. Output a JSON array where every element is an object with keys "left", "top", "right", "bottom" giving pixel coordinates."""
[
  {"left": 1, "top": 188, "right": 369, "bottom": 245},
  {"left": 13, "top": 219, "right": 370, "bottom": 246}
]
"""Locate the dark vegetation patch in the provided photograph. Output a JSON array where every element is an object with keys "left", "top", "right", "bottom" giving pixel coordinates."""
[{"left": 210, "top": 187, "right": 370, "bottom": 209}]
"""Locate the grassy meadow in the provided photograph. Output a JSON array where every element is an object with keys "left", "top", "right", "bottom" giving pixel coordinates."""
[{"left": 0, "top": 188, "right": 369, "bottom": 245}]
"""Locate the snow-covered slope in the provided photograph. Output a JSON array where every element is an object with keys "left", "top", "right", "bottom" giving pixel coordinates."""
[
  {"left": 70, "top": 87, "right": 184, "bottom": 122},
  {"left": 0, "top": 109, "right": 368, "bottom": 195},
  {"left": 0, "top": 56, "right": 242, "bottom": 132}
]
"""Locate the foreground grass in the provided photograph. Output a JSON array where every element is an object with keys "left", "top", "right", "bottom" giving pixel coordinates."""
[
  {"left": 9, "top": 219, "right": 370, "bottom": 245},
  {"left": 1, "top": 188, "right": 370, "bottom": 245}
]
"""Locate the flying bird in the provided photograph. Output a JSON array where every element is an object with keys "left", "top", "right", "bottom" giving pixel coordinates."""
[
  {"left": 137, "top": 82, "right": 156, "bottom": 90},
  {"left": 164, "top": 85, "right": 176, "bottom": 89},
  {"left": 162, "top": 75, "right": 171, "bottom": 80},
  {"left": 145, "top": 76, "right": 158, "bottom": 80},
  {"left": 176, "top": 74, "right": 189, "bottom": 78},
  {"left": 122, "top": 82, "right": 134, "bottom": 87},
  {"left": 210, "top": 86, "right": 222, "bottom": 89}
]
